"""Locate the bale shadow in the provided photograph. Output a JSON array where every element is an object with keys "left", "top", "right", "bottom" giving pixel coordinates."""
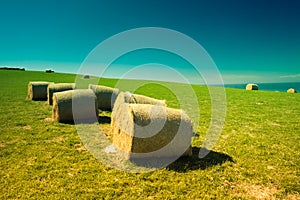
[
  {"left": 98, "top": 116, "right": 111, "bottom": 124},
  {"left": 127, "top": 147, "right": 233, "bottom": 171},
  {"left": 166, "top": 147, "right": 234, "bottom": 172},
  {"left": 50, "top": 116, "right": 111, "bottom": 125},
  {"left": 61, "top": 118, "right": 99, "bottom": 125}
]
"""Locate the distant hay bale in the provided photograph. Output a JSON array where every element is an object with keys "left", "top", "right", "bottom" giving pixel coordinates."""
[
  {"left": 112, "top": 103, "right": 193, "bottom": 159},
  {"left": 45, "top": 69, "right": 54, "bottom": 73},
  {"left": 47, "top": 83, "right": 76, "bottom": 105},
  {"left": 246, "top": 84, "right": 258, "bottom": 90},
  {"left": 0, "top": 67, "right": 25, "bottom": 71},
  {"left": 52, "top": 89, "right": 98, "bottom": 123},
  {"left": 287, "top": 88, "right": 297, "bottom": 93},
  {"left": 27, "top": 81, "right": 53, "bottom": 100},
  {"left": 88, "top": 84, "right": 119, "bottom": 111},
  {"left": 83, "top": 74, "right": 90, "bottom": 79}
]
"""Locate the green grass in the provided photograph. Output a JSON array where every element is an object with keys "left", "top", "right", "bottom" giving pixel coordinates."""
[{"left": 0, "top": 70, "right": 299, "bottom": 199}]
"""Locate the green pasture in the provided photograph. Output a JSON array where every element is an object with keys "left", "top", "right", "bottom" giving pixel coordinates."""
[{"left": 0, "top": 70, "right": 299, "bottom": 199}]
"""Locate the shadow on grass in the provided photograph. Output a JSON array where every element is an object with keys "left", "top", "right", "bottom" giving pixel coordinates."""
[
  {"left": 166, "top": 147, "right": 234, "bottom": 172},
  {"left": 128, "top": 147, "right": 233, "bottom": 172},
  {"left": 53, "top": 115, "right": 111, "bottom": 125},
  {"left": 98, "top": 116, "right": 111, "bottom": 124}
]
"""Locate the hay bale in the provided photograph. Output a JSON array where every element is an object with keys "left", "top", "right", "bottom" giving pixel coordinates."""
[
  {"left": 111, "top": 92, "right": 167, "bottom": 129},
  {"left": 112, "top": 103, "right": 193, "bottom": 159},
  {"left": 88, "top": 84, "right": 120, "bottom": 111},
  {"left": 0, "top": 67, "right": 25, "bottom": 71},
  {"left": 52, "top": 89, "right": 98, "bottom": 123},
  {"left": 113, "top": 92, "right": 166, "bottom": 108},
  {"left": 111, "top": 92, "right": 129, "bottom": 126},
  {"left": 129, "top": 93, "right": 167, "bottom": 106},
  {"left": 47, "top": 83, "right": 76, "bottom": 105},
  {"left": 287, "top": 88, "right": 297, "bottom": 93},
  {"left": 45, "top": 69, "right": 54, "bottom": 73},
  {"left": 246, "top": 83, "right": 258, "bottom": 90},
  {"left": 28, "top": 81, "right": 53, "bottom": 100},
  {"left": 83, "top": 74, "right": 90, "bottom": 79}
]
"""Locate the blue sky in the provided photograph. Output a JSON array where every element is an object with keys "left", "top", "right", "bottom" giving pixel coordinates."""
[{"left": 0, "top": 0, "right": 300, "bottom": 83}]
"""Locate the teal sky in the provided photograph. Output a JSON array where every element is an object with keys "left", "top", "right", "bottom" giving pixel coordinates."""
[{"left": 0, "top": 0, "right": 300, "bottom": 84}]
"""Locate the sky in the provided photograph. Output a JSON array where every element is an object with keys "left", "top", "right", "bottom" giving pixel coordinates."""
[{"left": 0, "top": 0, "right": 300, "bottom": 84}]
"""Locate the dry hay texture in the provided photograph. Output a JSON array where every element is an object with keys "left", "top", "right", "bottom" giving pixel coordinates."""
[
  {"left": 28, "top": 81, "right": 53, "bottom": 100},
  {"left": 129, "top": 93, "right": 167, "bottom": 106},
  {"left": 111, "top": 92, "right": 167, "bottom": 133},
  {"left": 52, "top": 89, "right": 98, "bottom": 123},
  {"left": 48, "top": 83, "right": 76, "bottom": 105},
  {"left": 287, "top": 88, "right": 297, "bottom": 93},
  {"left": 113, "top": 91, "right": 166, "bottom": 108},
  {"left": 246, "top": 83, "right": 259, "bottom": 90},
  {"left": 111, "top": 92, "right": 167, "bottom": 126},
  {"left": 111, "top": 92, "right": 192, "bottom": 159},
  {"left": 88, "top": 84, "right": 120, "bottom": 111}
]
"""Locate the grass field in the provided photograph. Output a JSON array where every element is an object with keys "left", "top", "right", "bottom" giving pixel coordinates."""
[{"left": 0, "top": 70, "right": 299, "bottom": 199}]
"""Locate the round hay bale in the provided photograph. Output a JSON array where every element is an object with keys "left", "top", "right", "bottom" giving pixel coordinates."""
[
  {"left": 45, "top": 69, "right": 54, "bottom": 73},
  {"left": 83, "top": 74, "right": 90, "bottom": 79},
  {"left": 111, "top": 92, "right": 128, "bottom": 127},
  {"left": 129, "top": 93, "right": 167, "bottom": 106},
  {"left": 28, "top": 81, "right": 53, "bottom": 100},
  {"left": 112, "top": 92, "right": 167, "bottom": 132},
  {"left": 112, "top": 92, "right": 167, "bottom": 125},
  {"left": 287, "top": 88, "right": 297, "bottom": 93},
  {"left": 112, "top": 92, "right": 166, "bottom": 110},
  {"left": 52, "top": 89, "right": 98, "bottom": 123},
  {"left": 47, "top": 83, "right": 76, "bottom": 105},
  {"left": 246, "top": 83, "right": 258, "bottom": 90},
  {"left": 88, "top": 84, "right": 119, "bottom": 111},
  {"left": 112, "top": 103, "right": 193, "bottom": 159}
]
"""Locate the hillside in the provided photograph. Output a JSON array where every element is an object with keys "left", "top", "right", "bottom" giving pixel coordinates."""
[{"left": 0, "top": 70, "right": 299, "bottom": 199}]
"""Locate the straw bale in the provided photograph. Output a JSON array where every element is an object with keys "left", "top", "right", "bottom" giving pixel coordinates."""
[
  {"left": 83, "top": 74, "right": 90, "bottom": 79},
  {"left": 28, "top": 81, "right": 53, "bottom": 100},
  {"left": 112, "top": 92, "right": 166, "bottom": 110},
  {"left": 287, "top": 88, "right": 297, "bottom": 93},
  {"left": 129, "top": 93, "right": 166, "bottom": 106},
  {"left": 48, "top": 83, "right": 76, "bottom": 105},
  {"left": 111, "top": 92, "right": 167, "bottom": 133},
  {"left": 52, "top": 89, "right": 98, "bottom": 123},
  {"left": 0, "top": 67, "right": 25, "bottom": 71},
  {"left": 45, "top": 69, "right": 54, "bottom": 73},
  {"left": 246, "top": 84, "right": 258, "bottom": 90},
  {"left": 88, "top": 84, "right": 119, "bottom": 111},
  {"left": 112, "top": 103, "right": 193, "bottom": 159}
]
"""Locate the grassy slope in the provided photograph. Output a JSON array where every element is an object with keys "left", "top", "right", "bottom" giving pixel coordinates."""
[{"left": 0, "top": 70, "right": 299, "bottom": 199}]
